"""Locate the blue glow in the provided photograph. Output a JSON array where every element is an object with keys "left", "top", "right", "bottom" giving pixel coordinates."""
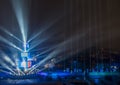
[
  {"left": 38, "top": 72, "right": 70, "bottom": 77},
  {"left": 39, "top": 72, "right": 48, "bottom": 76},
  {"left": 89, "top": 72, "right": 120, "bottom": 77}
]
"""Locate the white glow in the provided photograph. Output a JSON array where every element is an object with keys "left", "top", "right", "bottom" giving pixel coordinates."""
[
  {"left": 0, "top": 69, "right": 12, "bottom": 75},
  {"left": 23, "top": 42, "right": 27, "bottom": 52},
  {"left": 28, "top": 35, "right": 52, "bottom": 51},
  {"left": 0, "top": 36, "right": 23, "bottom": 52},
  {"left": 21, "top": 61, "right": 27, "bottom": 68},
  {"left": 11, "top": 0, "right": 29, "bottom": 43},
  {"left": 0, "top": 59, "right": 16, "bottom": 75},
  {"left": 0, "top": 26, "right": 23, "bottom": 43},
  {"left": 4, "top": 56, "right": 15, "bottom": 66}
]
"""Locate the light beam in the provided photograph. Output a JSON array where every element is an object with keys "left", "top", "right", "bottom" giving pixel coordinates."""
[
  {"left": 0, "top": 36, "right": 23, "bottom": 52},
  {"left": 0, "top": 26, "right": 23, "bottom": 43}
]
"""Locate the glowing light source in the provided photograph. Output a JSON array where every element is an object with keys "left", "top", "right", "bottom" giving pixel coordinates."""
[
  {"left": 4, "top": 56, "right": 15, "bottom": 66},
  {"left": 21, "top": 61, "right": 27, "bottom": 68}
]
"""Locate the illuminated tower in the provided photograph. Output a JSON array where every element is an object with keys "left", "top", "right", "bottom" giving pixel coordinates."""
[
  {"left": 22, "top": 43, "right": 32, "bottom": 71},
  {"left": 17, "top": 43, "right": 32, "bottom": 72}
]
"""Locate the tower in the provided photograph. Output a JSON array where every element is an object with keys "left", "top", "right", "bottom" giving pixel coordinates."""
[{"left": 17, "top": 43, "right": 33, "bottom": 73}]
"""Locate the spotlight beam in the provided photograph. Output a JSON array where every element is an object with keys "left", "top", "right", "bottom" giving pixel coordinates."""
[
  {"left": 28, "top": 38, "right": 48, "bottom": 51},
  {"left": 28, "top": 35, "right": 52, "bottom": 51},
  {"left": 33, "top": 45, "right": 58, "bottom": 58},
  {"left": 4, "top": 56, "right": 15, "bottom": 66},
  {"left": 0, "top": 60, "right": 16, "bottom": 75},
  {"left": 0, "top": 26, "right": 23, "bottom": 43},
  {"left": 28, "top": 32, "right": 89, "bottom": 74},
  {"left": 1, "top": 52, "right": 16, "bottom": 67},
  {"left": 0, "top": 36, "right": 23, "bottom": 52},
  {"left": 11, "top": 0, "right": 30, "bottom": 43},
  {"left": 0, "top": 50, "right": 16, "bottom": 67},
  {"left": 29, "top": 33, "right": 88, "bottom": 73},
  {"left": 0, "top": 69, "right": 13, "bottom": 75},
  {"left": 28, "top": 17, "right": 62, "bottom": 43},
  {"left": 29, "top": 49, "right": 61, "bottom": 73},
  {"left": 16, "top": 69, "right": 25, "bottom": 75},
  {"left": 33, "top": 35, "right": 81, "bottom": 59},
  {"left": 30, "top": 46, "right": 49, "bottom": 52}
]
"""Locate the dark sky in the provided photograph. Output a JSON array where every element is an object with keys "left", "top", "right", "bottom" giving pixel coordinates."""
[{"left": 0, "top": 0, "right": 120, "bottom": 53}]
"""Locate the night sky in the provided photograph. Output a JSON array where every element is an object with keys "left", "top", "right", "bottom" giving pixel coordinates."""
[{"left": 0, "top": 0, "right": 120, "bottom": 54}]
